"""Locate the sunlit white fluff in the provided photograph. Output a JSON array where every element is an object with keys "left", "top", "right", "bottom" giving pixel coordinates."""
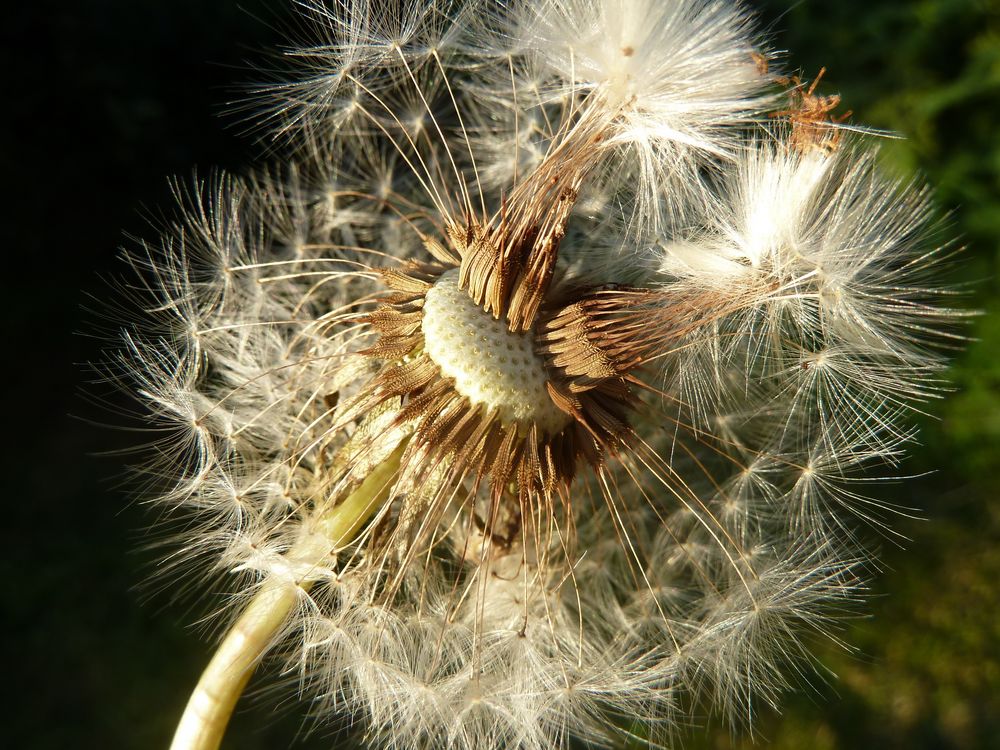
[
  {"left": 518, "top": 0, "right": 769, "bottom": 141},
  {"left": 285, "top": 503, "right": 860, "bottom": 750},
  {"left": 512, "top": 0, "right": 774, "bottom": 226},
  {"left": 648, "top": 141, "right": 960, "bottom": 530},
  {"left": 259, "top": 0, "right": 480, "bottom": 134},
  {"left": 264, "top": 1, "right": 773, "bottom": 230}
]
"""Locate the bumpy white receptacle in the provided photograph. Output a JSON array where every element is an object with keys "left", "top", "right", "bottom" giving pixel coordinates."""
[{"left": 422, "top": 269, "right": 570, "bottom": 435}]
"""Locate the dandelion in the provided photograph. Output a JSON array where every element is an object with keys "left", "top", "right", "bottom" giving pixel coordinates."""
[{"left": 102, "top": 1, "right": 963, "bottom": 749}]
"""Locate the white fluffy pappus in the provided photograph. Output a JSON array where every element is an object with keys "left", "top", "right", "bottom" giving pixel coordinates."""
[
  {"left": 650, "top": 140, "right": 963, "bottom": 530},
  {"left": 518, "top": 0, "right": 771, "bottom": 145},
  {"left": 512, "top": 0, "right": 775, "bottom": 228}
]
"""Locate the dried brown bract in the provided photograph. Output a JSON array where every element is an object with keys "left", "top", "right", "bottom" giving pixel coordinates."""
[{"left": 774, "top": 67, "right": 853, "bottom": 153}]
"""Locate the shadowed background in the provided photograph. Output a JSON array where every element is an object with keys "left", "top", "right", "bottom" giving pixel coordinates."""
[{"left": 5, "top": 1, "right": 997, "bottom": 748}]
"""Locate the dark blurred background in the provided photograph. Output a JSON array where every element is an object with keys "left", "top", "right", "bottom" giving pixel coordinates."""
[{"left": 4, "top": 1, "right": 998, "bottom": 748}]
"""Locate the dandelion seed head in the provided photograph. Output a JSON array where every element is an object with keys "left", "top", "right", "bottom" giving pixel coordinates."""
[{"left": 99, "top": 2, "right": 967, "bottom": 749}]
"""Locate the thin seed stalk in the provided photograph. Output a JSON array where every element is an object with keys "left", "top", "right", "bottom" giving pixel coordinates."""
[{"left": 169, "top": 439, "right": 408, "bottom": 750}]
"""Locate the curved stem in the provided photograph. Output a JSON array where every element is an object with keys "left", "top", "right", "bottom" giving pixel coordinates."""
[
  {"left": 169, "top": 578, "right": 298, "bottom": 750},
  {"left": 169, "top": 439, "right": 407, "bottom": 750}
]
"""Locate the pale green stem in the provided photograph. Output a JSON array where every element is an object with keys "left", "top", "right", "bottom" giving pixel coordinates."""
[{"left": 169, "top": 439, "right": 407, "bottom": 750}]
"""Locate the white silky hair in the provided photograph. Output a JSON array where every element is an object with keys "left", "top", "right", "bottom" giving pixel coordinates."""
[{"left": 510, "top": 0, "right": 775, "bottom": 231}]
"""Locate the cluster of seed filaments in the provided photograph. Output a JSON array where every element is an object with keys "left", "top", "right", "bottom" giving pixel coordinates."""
[{"left": 422, "top": 269, "right": 570, "bottom": 435}]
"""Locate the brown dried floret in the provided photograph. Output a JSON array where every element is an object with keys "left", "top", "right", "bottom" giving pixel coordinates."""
[{"left": 774, "top": 67, "right": 853, "bottom": 153}]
